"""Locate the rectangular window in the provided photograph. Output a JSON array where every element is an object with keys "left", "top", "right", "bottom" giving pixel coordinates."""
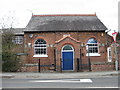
[
  {"left": 34, "top": 44, "right": 47, "bottom": 55},
  {"left": 87, "top": 43, "right": 98, "bottom": 53},
  {"left": 14, "top": 36, "right": 23, "bottom": 44},
  {"left": 86, "top": 43, "right": 100, "bottom": 56},
  {"left": 107, "top": 47, "right": 112, "bottom": 62},
  {"left": 86, "top": 38, "right": 100, "bottom": 56}
]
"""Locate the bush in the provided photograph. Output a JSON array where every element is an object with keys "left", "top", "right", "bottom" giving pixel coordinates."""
[
  {"left": 2, "top": 52, "right": 20, "bottom": 72},
  {"left": 2, "top": 29, "right": 20, "bottom": 72}
]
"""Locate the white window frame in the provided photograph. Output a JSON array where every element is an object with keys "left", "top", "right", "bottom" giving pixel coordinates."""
[
  {"left": 14, "top": 36, "right": 23, "bottom": 44},
  {"left": 62, "top": 45, "right": 74, "bottom": 52},
  {"left": 33, "top": 39, "right": 48, "bottom": 57},
  {"left": 86, "top": 38, "right": 100, "bottom": 56},
  {"left": 107, "top": 47, "right": 112, "bottom": 62}
]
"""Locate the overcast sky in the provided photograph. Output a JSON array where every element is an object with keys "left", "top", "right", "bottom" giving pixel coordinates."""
[{"left": 0, "top": 0, "right": 119, "bottom": 32}]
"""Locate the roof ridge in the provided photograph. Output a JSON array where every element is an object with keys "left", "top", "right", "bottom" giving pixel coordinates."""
[{"left": 33, "top": 13, "right": 96, "bottom": 17}]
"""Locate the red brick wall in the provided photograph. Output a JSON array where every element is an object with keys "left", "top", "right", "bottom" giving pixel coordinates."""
[
  {"left": 23, "top": 32, "right": 113, "bottom": 72},
  {"left": 91, "top": 64, "right": 115, "bottom": 71},
  {"left": 20, "top": 66, "right": 38, "bottom": 72}
]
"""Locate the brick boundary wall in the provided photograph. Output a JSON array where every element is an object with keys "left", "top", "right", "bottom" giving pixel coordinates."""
[
  {"left": 18, "top": 63, "right": 115, "bottom": 72},
  {"left": 19, "top": 66, "right": 56, "bottom": 72},
  {"left": 18, "top": 64, "right": 55, "bottom": 72},
  {"left": 91, "top": 63, "right": 115, "bottom": 71},
  {"left": 19, "top": 66, "right": 38, "bottom": 72}
]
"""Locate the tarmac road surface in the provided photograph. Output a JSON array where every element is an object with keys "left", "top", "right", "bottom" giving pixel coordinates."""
[{"left": 2, "top": 76, "right": 119, "bottom": 89}]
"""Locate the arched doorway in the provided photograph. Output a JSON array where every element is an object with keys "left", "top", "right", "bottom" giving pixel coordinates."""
[{"left": 62, "top": 45, "right": 74, "bottom": 71}]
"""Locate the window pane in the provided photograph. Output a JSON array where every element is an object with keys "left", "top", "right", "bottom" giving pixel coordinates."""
[
  {"left": 35, "top": 41, "right": 38, "bottom": 44},
  {"left": 87, "top": 38, "right": 98, "bottom": 54},
  {"left": 35, "top": 49, "right": 40, "bottom": 54},
  {"left": 41, "top": 48, "right": 44, "bottom": 54},
  {"left": 88, "top": 44, "right": 94, "bottom": 46},
  {"left": 87, "top": 38, "right": 97, "bottom": 43},
  {"left": 34, "top": 39, "right": 47, "bottom": 55},
  {"left": 35, "top": 39, "right": 46, "bottom": 44},
  {"left": 63, "top": 45, "right": 73, "bottom": 50},
  {"left": 43, "top": 48, "right": 46, "bottom": 54},
  {"left": 14, "top": 36, "right": 23, "bottom": 44},
  {"left": 88, "top": 47, "right": 92, "bottom": 53},
  {"left": 94, "top": 47, "right": 98, "bottom": 53}
]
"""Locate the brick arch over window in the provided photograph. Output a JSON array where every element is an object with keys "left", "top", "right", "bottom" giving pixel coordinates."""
[
  {"left": 86, "top": 38, "right": 100, "bottom": 56},
  {"left": 33, "top": 38, "right": 48, "bottom": 57}
]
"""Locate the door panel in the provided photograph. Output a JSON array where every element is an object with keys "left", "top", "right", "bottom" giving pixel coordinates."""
[{"left": 62, "top": 52, "right": 73, "bottom": 70}]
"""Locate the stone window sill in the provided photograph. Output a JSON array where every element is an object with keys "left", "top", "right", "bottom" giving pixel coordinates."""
[
  {"left": 86, "top": 53, "right": 100, "bottom": 56},
  {"left": 33, "top": 55, "right": 48, "bottom": 57}
]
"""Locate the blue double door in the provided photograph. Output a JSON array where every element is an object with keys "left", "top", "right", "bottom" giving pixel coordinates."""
[{"left": 62, "top": 52, "right": 74, "bottom": 70}]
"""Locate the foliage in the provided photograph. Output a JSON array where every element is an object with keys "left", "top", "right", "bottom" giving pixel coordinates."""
[
  {"left": 2, "top": 52, "right": 20, "bottom": 72},
  {"left": 2, "top": 29, "right": 20, "bottom": 72},
  {"left": 117, "top": 32, "right": 120, "bottom": 41},
  {"left": 2, "top": 29, "right": 15, "bottom": 52}
]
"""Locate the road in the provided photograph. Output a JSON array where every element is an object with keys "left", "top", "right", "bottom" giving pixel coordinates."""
[{"left": 2, "top": 76, "right": 119, "bottom": 89}]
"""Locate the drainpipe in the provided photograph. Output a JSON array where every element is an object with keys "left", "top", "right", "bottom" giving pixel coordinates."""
[
  {"left": 38, "top": 59, "right": 40, "bottom": 73},
  {"left": 80, "top": 49, "right": 82, "bottom": 71},
  {"left": 60, "top": 58, "right": 62, "bottom": 72}
]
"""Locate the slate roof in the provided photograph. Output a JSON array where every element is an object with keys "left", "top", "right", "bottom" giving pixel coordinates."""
[
  {"left": 1, "top": 28, "right": 24, "bottom": 35},
  {"left": 13, "top": 28, "right": 24, "bottom": 35},
  {"left": 24, "top": 14, "right": 107, "bottom": 32}
]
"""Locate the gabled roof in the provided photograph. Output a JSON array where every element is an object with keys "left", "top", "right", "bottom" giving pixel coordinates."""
[{"left": 24, "top": 14, "right": 107, "bottom": 32}]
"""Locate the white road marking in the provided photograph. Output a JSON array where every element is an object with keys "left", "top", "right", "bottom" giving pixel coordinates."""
[
  {"left": 30, "top": 79, "right": 92, "bottom": 83},
  {"left": 80, "top": 79, "right": 92, "bottom": 83}
]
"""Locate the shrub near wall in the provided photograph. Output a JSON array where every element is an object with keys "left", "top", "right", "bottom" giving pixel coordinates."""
[
  {"left": 2, "top": 52, "right": 20, "bottom": 72},
  {"left": 2, "top": 29, "right": 21, "bottom": 72}
]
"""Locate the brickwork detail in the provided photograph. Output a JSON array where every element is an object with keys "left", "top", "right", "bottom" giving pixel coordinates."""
[
  {"left": 22, "top": 32, "right": 114, "bottom": 72},
  {"left": 91, "top": 64, "right": 115, "bottom": 71}
]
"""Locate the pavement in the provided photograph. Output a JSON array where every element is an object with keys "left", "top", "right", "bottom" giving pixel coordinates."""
[{"left": 0, "top": 71, "right": 120, "bottom": 79}]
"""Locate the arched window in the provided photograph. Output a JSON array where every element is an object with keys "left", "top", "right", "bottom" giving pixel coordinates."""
[
  {"left": 63, "top": 45, "right": 73, "bottom": 51},
  {"left": 86, "top": 38, "right": 100, "bottom": 56},
  {"left": 34, "top": 39, "right": 47, "bottom": 56}
]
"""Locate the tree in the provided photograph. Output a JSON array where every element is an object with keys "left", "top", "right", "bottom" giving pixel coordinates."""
[
  {"left": 1, "top": 11, "right": 20, "bottom": 72},
  {"left": 117, "top": 32, "right": 120, "bottom": 42},
  {"left": 0, "top": 11, "right": 18, "bottom": 29},
  {"left": 2, "top": 29, "right": 20, "bottom": 72}
]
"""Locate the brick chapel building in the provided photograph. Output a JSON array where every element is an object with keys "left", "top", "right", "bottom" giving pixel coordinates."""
[{"left": 16, "top": 14, "right": 115, "bottom": 72}]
